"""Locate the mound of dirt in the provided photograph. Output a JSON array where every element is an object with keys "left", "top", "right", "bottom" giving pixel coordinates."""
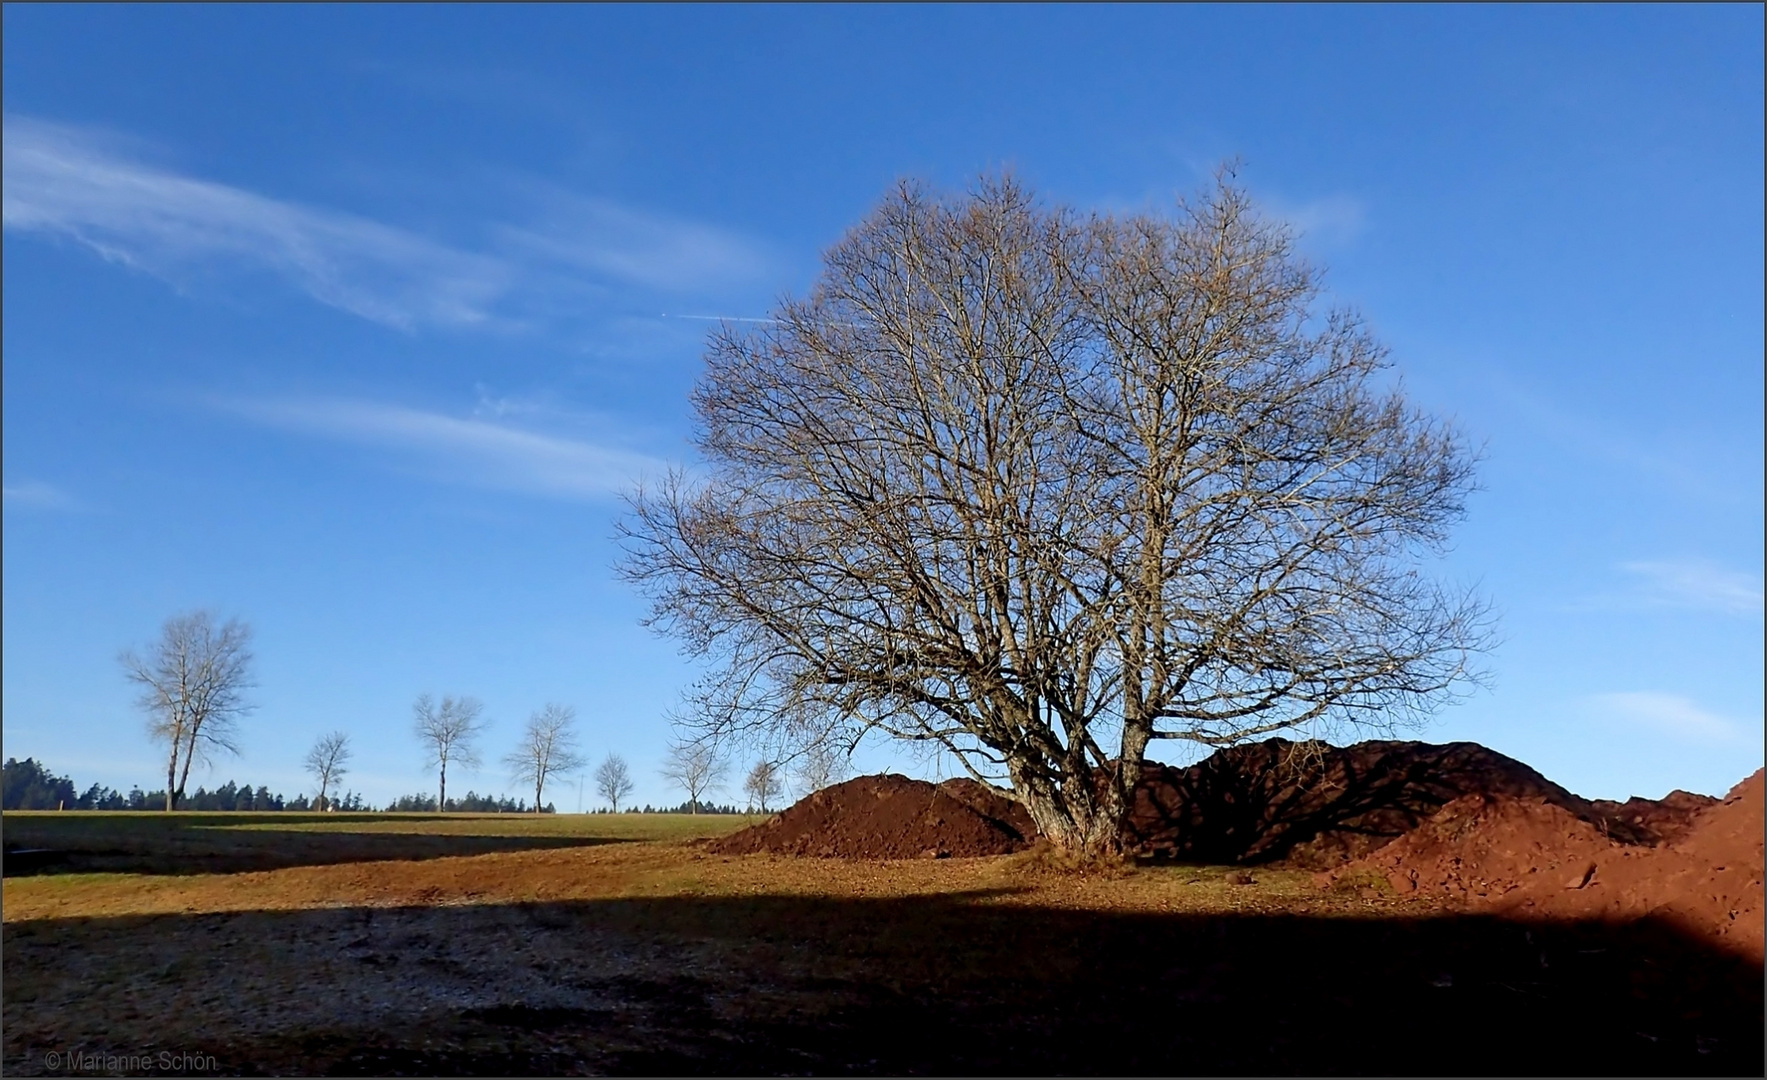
[
  {"left": 707, "top": 774, "right": 1037, "bottom": 860},
  {"left": 1586, "top": 788, "right": 1716, "bottom": 845},
  {"left": 1326, "top": 769, "right": 1764, "bottom": 961},
  {"left": 1123, "top": 738, "right": 1637, "bottom": 869}
]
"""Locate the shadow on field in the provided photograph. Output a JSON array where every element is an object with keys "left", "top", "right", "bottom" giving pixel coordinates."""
[
  {"left": 0, "top": 814, "right": 632, "bottom": 876},
  {"left": 5, "top": 889, "right": 1760, "bottom": 1076}
]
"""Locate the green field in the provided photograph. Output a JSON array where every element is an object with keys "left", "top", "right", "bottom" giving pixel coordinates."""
[{"left": 1, "top": 810, "right": 764, "bottom": 876}]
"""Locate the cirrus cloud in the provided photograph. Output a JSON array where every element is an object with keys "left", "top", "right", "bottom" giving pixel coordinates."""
[
  {"left": 218, "top": 395, "right": 671, "bottom": 501},
  {"left": 3, "top": 114, "right": 774, "bottom": 333}
]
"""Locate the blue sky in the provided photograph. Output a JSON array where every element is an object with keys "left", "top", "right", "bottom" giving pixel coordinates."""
[{"left": 4, "top": 5, "right": 1761, "bottom": 811}]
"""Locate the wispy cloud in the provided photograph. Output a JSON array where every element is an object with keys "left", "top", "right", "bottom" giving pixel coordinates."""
[
  {"left": 221, "top": 396, "right": 670, "bottom": 501},
  {"left": 2, "top": 116, "right": 511, "bottom": 330},
  {"left": 2, "top": 480, "right": 81, "bottom": 510},
  {"left": 1589, "top": 691, "right": 1753, "bottom": 746},
  {"left": 1476, "top": 366, "right": 1747, "bottom": 502},
  {"left": 1619, "top": 559, "right": 1764, "bottom": 616},
  {"left": 1258, "top": 192, "right": 1366, "bottom": 247},
  {"left": 3, "top": 115, "right": 773, "bottom": 332},
  {"left": 496, "top": 185, "right": 773, "bottom": 294}
]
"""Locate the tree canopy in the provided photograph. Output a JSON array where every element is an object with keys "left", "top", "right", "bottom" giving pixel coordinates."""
[{"left": 622, "top": 172, "right": 1490, "bottom": 853}]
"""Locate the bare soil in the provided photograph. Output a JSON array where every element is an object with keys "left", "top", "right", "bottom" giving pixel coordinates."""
[
  {"left": 707, "top": 775, "right": 1036, "bottom": 859},
  {"left": 1326, "top": 768, "right": 1765, "bottom": 963},
  {"left": 1121, "top": 737, "right": 1706, "bottom": 866},
  {"left": 3, "top": 751, "right": 1762, "bottom": 1077}
]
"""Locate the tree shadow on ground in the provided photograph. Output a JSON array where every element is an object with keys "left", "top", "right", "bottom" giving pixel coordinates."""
[
  {"left": 1, "top": 814, "right": 633, "bottom": 876},
  {"left": 5, "top": 889, "right": 1759, "bottom": 1076}
]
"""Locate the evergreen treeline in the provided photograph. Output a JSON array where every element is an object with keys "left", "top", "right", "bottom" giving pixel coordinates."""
[
  {"left": 592, "top": 801, "right": 748, "bottom": 814},
  {"left": 383, "top": 791, "right": 553, "bottom": 813},
  {"left": 2, "top": 758, "right": 365, "bottom": 811},
  {"left": 6, "top": 757, "right": 747, "bottom": 814}
]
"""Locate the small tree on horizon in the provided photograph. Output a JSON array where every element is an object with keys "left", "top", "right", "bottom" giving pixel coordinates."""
[
  {"left": 792, "top": 741, "right": 847, "bottom": 798},
  {"left": 121, "top": 611, "right": 256, "bottom": 811},
  {"left": 303, "top": 731, "right": 352, "bottom": 812},
  {"left": 594, "top": 752, "right": 635, "bottom": 812},
  {"left": 504, "top": 703, "right": 586, "bottom": 813},
  {"left": 413, "top": 694, "right": 486, "bottom": 813},
  {"left": 743, "top": 760, "right": 782, "bottom": 814},
  {"left": 659, "top": 738, "right": 728, "bottom": 814}
]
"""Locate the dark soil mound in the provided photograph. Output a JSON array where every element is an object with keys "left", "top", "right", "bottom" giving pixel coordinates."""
[
  {"left": 1586, "top": 788, "right": 1717, "bottom": 845},
  {"left": 708, "top": 774, "right": 1037, "bottom": 859},
  {"left": 1324, "top": 769, "right": 1764, "bottom": 961},
  {"left": 1121, "top": 738, "right": 1626, "bottom": 868}
]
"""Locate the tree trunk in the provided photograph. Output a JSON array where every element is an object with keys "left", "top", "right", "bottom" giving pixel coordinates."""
[
  {"left": 165, "top": 755, "right": 178, "bottom": 812},
  {"left": 439, "top": 761, "right": 447, "bottom": 814},
  {"left": 176, "top": 728, "right": 200, "bottom": 812},
  {"left": 1011, "top": 760, "right": 1128, "bottom": 858}
]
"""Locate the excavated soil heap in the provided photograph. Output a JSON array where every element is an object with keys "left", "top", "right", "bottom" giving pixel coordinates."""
[
  {"left": 1326, "top": 769, "right": 1764, "bottom": 961},
  {"left": 1586, "top": 788, "right": 1717, "bottom": 845},
  {"left": 1122, "top": 738, "right": 1669, "bottom": 869},
  {"left": 708, "top": 774, "right": 1037, "bottom": 859}
]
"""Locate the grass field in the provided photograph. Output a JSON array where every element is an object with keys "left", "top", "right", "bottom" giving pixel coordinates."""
[
  {"left": 4, "top": 810, "right": 1759, "bottom": 1075},
  {"left": 1, "top": 810, "right": 761, "bottom": 878}
]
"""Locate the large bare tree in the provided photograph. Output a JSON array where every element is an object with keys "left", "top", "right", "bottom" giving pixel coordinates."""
[
  {"left": 413, "top": 694, "right": 485, "bottom": 812},
  {"left": 621, "top": 172, "right": 1490, "bottom": 854},
  {"left": 121, "top": 611, "right": 256, "bottom": 811},
  {"left": 504, "top": 703, "right": 585, "bottom": 812},
  {"left": 659, "top": 737, "right": 727, "bottom": 813},
  {"left": 304, "top": 731, "right": 352, "bottom": 812}
]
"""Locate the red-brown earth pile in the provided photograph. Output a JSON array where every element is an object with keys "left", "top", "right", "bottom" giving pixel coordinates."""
[
  {"left": 1327, "top": 768, "right": 1764, "bottom": 961},
  {"left": 707, "top": 774, "right": 1037, "bottom": 859},
  {"left": 1121, "top": 738, "right": 1684, "bottom": 868}
]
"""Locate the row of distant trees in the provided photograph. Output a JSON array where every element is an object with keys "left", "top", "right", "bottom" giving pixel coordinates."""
[
  {"left": 2, "top": 758, "right": 365, "bottom": 812},
  {"left": 2, "top": 755, "right": 798, "bottom": 815},
  {"left": 2, "top": 757, "right": 559, "bottom": 813},
  {"left": 69, "top": 609, "right": 849, "bottom": 814},
  {"left": 109, "top": 611, "right": 743, "bottom": 814}
]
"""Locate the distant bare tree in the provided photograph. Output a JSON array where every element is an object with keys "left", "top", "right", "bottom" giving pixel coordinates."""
[
  {"left": 660, "top": 738, "right": 728, "bottom": 813},
  {"left": 793, "top": 741, "right": 847, "bottom": 797},
  {"left": 121, "top": 611, "right": 256, "bottom": 811},
  {"left": 621, "top": 171, "right": 1492, "bottom": 854},
  {"left": 304, "top": 731, "right": 352, "bottom": 812},
  {"left": 504, "top": 703, "right": 585, "bottom": 813},
  {"left": 594, "top": 753, "right": 635, "bottom": 812},
  {"left": 743, "top": 760, "right": 783, "bottom": 814},
  {"left": 413, "top": 694, "right": 486, "bottom": 812}
]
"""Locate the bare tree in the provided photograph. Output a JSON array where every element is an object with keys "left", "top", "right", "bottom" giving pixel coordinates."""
[
  {"left": 594, "top": 753, "right": 634, "bottom": 812},
  {"left": 621, "top": 172, "right": 1491, "bottom": 855},
  {"left": 659, "top": 738, "right": 727, "bottom": 813},
  {"left": 413, "top": 694, "right": 485, "bottom": 812},
  {"left": 121, "top": 611, "right": 255, "bottom": 811},
  {"left": 504, "top": 703, "right": 585, "bottom": 813},
  {"left": 793, "top": 741, "right": 847, "bottom": 798},
  {"left": 743, "top": 760, "right": 782, "bottom": 814},
  {"left": 304, "top": 731, "right": 352, "bottom": 812}
]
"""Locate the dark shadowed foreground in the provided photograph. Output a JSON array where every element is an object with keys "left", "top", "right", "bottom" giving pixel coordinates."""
[{"left": 5, "top": 871, "right": 1760, "bottom": 1076}]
